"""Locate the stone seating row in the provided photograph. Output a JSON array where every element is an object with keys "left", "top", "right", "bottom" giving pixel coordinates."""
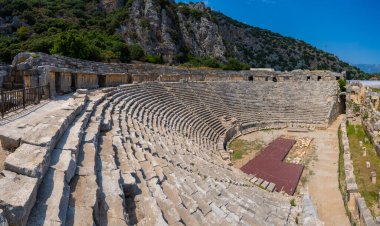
[{"left": 0, "top": 81, "right": 338, "bottom": 225}]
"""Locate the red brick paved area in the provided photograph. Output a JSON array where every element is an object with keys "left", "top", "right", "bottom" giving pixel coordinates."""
[{"left": 240, "top": 138, "right": 304, "bottom": 195}]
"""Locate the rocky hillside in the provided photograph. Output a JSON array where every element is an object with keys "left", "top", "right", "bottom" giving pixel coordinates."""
[{"left": 0, "top": 0, "right": 365, "bottom": 78}]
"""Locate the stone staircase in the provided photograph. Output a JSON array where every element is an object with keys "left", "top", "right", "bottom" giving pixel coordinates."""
[{"left": 0, "top": 81, "right": 339, "bottom": 225}]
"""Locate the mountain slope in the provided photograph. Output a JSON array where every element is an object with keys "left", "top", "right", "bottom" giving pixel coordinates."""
[
  {"left": 0, "top": 0, "right": 365, "bottom": 78},
  {"left": 355, "top": 64, "right": 380, "bottom": 74}
]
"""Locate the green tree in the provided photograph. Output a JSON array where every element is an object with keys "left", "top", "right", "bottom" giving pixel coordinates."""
[
  {"left": 128, "top": 44, "right": 145, "bottom": 61},
  {"left": 203, "top": 57, "right": 221, "bottom": 68},
  {"left": 223, "top": 58, "right": 250, "bottom": 71},
  {"left": 50, "top": 31, "right": 97, "bottom": 60}
]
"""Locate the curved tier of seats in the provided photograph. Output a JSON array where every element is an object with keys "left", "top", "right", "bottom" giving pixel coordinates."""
[{"left": 0, "top": 81, "right": 338, "bottom": 226}]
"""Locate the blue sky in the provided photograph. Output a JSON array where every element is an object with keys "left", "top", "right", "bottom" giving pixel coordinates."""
[{"left": 177, "top": 0, "right": 380, "bottom": 64}]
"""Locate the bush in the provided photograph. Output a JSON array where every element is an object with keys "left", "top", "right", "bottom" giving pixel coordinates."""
[
  {"left": 50, "top": 31, "right": 94, "bottom": 60},
  {"left": 181, "top": 55, "right": 222, "bottom": 69},
  {"left": 290, "top": 198, "right": 296, "bottom": 207},
  {"left": 223, "top": 58, "right": 250, "bottom": 71},
  {"left": 128, "top": 44, "right": 145, "bottom": 61},
  {"left": 145, "top": 54, "right": 164, "bottom": 64},
  {"left": 338, "top": 79, "right": 347, "bottom": 92},
  {"left": 16, "top": 26, "right": 29, "bottom": 40},
  {"left": 140, "top": 18, "right": 150, "bottom": 29},
  {"left": 203, "top": 57, "right": 221, "bottom": 68}
]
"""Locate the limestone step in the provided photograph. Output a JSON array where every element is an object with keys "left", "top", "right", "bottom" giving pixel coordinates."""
[{"left": 0, "top": 170, "right": 38, "bottom": 226}]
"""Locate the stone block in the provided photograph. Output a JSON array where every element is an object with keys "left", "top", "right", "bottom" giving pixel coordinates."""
[
  {"left": 0, "top": 170, "right": 39, "bottom": 226},
  {"left": 26, "top": 169, "right": 70, "bottom": 226},
  {"left": 267, "top": 183, "right": 276, "bottom": 192},
  {"left": 76, "top": 89, "right": 88, "bottom": 94},
  {"left": 255, "top": 178, "right": 263, "bottom": 186},
  {"left": 261, "top": 181, "right": 269, "bottom": 189},
  {"left": 5, "top": 143, "right": 50, "bottom": 179},
  {"left": 0, "top": 134, "right": 21, "bottom": 151},
  {"left": 50, "top": 148, "right": 76, "bottom": 183}
]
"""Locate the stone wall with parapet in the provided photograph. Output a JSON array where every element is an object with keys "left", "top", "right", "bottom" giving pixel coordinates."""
[
  {"left": 340, "top": 121, "right": 377, "bottom": 226},
  {"left": 8, "top": 52, "right": 345, "bottom": 88}
]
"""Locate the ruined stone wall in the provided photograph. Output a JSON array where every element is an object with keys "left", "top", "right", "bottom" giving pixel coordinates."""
[
  {"left": 76, "top": 73, "right": 98, "bottom": 89},
  {"left": 104, "top": 73, "right": 130, "bottom": 87},
  {"left": 6, "top": 52, "right": 345, "bottom": 95},
  {"left": 59, "top": 72, "right": 73, "bottom": 93},
  {"left": 327, "top": 94, "right": 340, "bottom": 125}
]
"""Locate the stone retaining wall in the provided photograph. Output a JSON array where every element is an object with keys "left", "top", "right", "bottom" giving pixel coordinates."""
[{"left": 340, "top": 121, "right": 377, "bottom": 226}]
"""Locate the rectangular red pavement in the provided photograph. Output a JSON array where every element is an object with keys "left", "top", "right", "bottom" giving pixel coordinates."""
[{"left": 240, "top": 138, "right": 304, "bottom": 195}]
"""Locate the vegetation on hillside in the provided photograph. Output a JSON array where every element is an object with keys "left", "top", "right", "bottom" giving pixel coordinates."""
[
  {"left": 181, "top": 55, "right": 250, "bottom": 71},
  {"left": 0, "top": 0, "right": 144, "bottom": 63},
  {"left": 0, "top": 0, "right": 370, "bottom": 77}
]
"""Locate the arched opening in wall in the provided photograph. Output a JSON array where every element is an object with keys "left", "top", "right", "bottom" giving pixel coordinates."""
[
  {"left": 272, "top": 77, "right": 277, "bottom": 82},
  {"left": 248, "top": 76, "right": 253, "bottom": 81},
  {"left": 336, "top": 76, "right": 340, "bottom": 80},
  {"left": 71, "top": 73, "right": 77, "bottom": 91},
  {"left": 307, "top": 76, "right": 310, "bottom": 81},
  {"left": 98, "top": 74, "right": 106, "bottom": 88},
  {"left": 317, "top": 76, "right": 321, "bottom": 81},
  {"left": 55, "top": 72, "right": 61, "bottom": 95}
]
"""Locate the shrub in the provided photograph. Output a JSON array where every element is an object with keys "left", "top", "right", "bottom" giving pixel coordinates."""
[
  {"left": 145, "top": 54, "right": 164, "bottom": 64},
  {"left": 223, "top": 58, "right": 250, "bottom": 71},
  {"left": 51, "top": 31, "right": 94, "bottom": 60},
  {"left": 140, "top": 18, "right": 150, "bottom": 29},
  {"left": 338, "top": 79, "right": 347, "bottom": 92},
  {"left": 16, "top": 26, "right": 29, "bottom": 40},
  {"left": 128, "top": 44, "right": 145, "bottom": 61},
  {"left": 203, "top": 57, "right": 221, "bottom": 68},
  {"left": 290, "top": 198, "right": 296, "bottom": 207}
]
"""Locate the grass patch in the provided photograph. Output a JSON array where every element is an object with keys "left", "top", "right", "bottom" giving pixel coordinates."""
[
  {"left": 347, "top": 124, "right": 380, "bottom": 216},
  {"left": 290, "top": 198, "right": 296, "bottom": 207},
  {"left": 228, "top": 139, "right": 264, "bottom": 161}
]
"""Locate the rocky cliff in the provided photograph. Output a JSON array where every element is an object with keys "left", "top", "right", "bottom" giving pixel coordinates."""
[{"left": 0, "top": 0, "right": 364, "bottom": 77}]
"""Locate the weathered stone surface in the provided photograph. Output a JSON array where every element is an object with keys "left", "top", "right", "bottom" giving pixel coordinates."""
[
  {"left": 4, "top": 143, "right": 50, "bottom": 179},
  {"left": 67, "top": 175, "right": 98, "bottom": 226},
  {"left": 50, "top": 148, "right": 76, "bottom": 183},
  {"left": 76, "top": 143, "right": 97, "bottom": 176},
  {"left": 0, "top": 134, "right": 20, "bottom": 151},
  {"left": 26, "top": 170, "right": 70, "bottom": 226},
  {"left": 0, "top": 170, "right": 38, "bottom": 226},
  {"left": 0, "top": 209, "right": 8, "bottom": 226},
  {"left": 97, "top": 169, "right": 128, "bottom": 226},
  {"left": 83, "top": 121, "right": 100, "bottom": 145},
  {"left": 66, "top": 206, "right": 94, "bottom": 226},
  {"left": 76, "top": 89, "right": 88, "bottom": 94},
  {"left": 23, "top": 122, "right": 65, "bottom": 150}
]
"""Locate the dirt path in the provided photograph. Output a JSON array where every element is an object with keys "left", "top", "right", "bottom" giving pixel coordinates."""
[{"left": 307, "top": 115, "right": 350, "bottom": 226}]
